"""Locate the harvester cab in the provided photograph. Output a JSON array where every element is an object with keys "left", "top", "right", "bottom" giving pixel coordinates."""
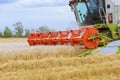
[{"left": 69, "top": 0, "right": 120, "bottom": 26}]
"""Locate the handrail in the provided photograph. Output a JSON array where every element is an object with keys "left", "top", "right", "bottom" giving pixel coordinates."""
[{"left": 99, "top": 7, "right": 106, "bottom": 22}]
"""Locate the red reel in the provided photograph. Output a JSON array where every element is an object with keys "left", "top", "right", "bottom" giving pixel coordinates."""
[{"left": 83, "top": 28, "right": 101, "bottom": 49}]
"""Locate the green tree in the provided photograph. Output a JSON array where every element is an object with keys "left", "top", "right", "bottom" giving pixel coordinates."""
[
  {"left": 0, "top": 32, "right": 3, "bottom": 38},
  {"left": 13, "top": 22, "right": 23, "bottom": 37},
  {"left": 3, "top": 27, "right": 12, "bottom": 38},
  {"left": 39, "top": 26, "right": 50, "bottom": 32},
  {"left": 24, "top": 29, "right": 30, "bottom": 37}
]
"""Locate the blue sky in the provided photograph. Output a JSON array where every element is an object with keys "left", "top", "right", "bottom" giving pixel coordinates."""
[{"left": 0, "top": 0, "right": 77, "bottom": 32}]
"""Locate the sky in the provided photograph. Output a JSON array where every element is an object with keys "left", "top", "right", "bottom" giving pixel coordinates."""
[
  {"left": 0, "top": 0, "right": 119, "bottom": 32},
  {"left": 0, "top": 0, "right": 77, "bottom": 32}
]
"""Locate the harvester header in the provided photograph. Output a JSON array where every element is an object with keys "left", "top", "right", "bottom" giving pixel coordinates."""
[{"left": 28, "top": 28, "right": 101, "bottom": 49}]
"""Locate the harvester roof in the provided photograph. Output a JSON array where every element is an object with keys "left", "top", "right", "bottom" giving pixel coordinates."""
[
  {"left": 69, "top": 0, "right": 120, "bottom": 5},
  {"left": 69, "top": 0, "right": 86, "bottom": 5}
]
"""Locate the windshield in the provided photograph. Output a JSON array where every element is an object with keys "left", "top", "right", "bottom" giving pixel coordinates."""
[
  {"left": 76, "top": 3, "right": 88, "bottom": 24},
  {"left": 75, "top": 0, "right": 104, "bottom": 26}
]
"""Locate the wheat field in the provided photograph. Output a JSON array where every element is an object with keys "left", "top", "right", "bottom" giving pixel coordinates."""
[{"left": 0, "top": 38, "right": 120, "bottom": 80}]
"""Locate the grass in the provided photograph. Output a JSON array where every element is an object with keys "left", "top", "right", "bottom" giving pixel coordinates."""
[{"left": 0, "top": 38, "right": 120, "bottom": 80}]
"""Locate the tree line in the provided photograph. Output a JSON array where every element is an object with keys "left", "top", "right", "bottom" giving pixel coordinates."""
[{"left": 0, "top": 22, "right": 53, "bottom": 38}]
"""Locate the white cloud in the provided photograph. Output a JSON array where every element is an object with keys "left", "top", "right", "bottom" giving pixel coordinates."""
[
  {"left": 13, "top": 0, "right": 68, "bottom": 7},
  {"left": 0, "top": 0, "right": 68, "bottom": 9}
]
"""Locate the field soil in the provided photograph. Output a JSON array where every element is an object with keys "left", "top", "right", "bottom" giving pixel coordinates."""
[{"left": 0, "top": 38, "right": 120, "bottom": 80}]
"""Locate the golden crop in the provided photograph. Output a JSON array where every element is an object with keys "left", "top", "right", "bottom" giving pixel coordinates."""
[{"left": 0, "top": 38, "right": 120, "bottom": 80}]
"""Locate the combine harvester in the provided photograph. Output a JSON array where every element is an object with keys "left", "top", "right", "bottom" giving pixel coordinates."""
[{"left": 28, "top": 0, "right": 120, "bottom": 51}]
